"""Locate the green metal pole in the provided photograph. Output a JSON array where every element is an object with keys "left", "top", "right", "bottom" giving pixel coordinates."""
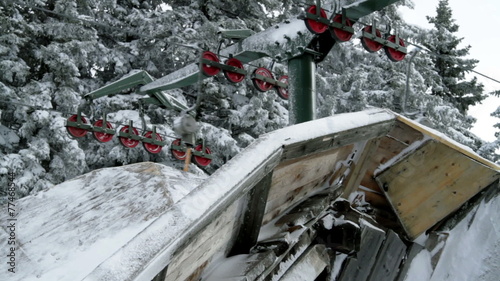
[{"left": 288, "top": 53, "right": 316, "bottom": 124}]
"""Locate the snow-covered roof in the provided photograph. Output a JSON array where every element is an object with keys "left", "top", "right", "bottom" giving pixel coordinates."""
[
  {"left": 2, "top": 108, "right": 498, "bottom": 281},
  {"left": 0, "top": 162, "right": 206, "bottom": 281}
]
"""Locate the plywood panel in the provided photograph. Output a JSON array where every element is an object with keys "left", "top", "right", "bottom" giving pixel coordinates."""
[
  {"left": 376, "top": 140, "right": 500, "bottom": 239},
  {"left": 263, "top": 145, "right": 354, "bottom": 224},
  {"left": 263, "top": 176, "right": 328, "bottom": 224},
  {"left": 360, "top": 121, "right": 424, "bottom": 193},
  {"left": 165, "top": 201, "right": 240, "bottom": 281},
  {"left": 396, "top": 115, "right": 500, "bottom": 171},
  {"left": 270, "top": 145, "right": 354, "bottom": 200},
  {"left": 343, "top": 138, "right": 380, "bottom": 198},
  {"left": 367, "top": 230, "right": 407, "bottom": 281}
]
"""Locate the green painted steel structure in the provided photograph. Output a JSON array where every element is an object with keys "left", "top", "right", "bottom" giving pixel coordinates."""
[
  {"left": 82, "top": 0, "right": 403, "bottom": 125},
  {"left": 289, "top": 54, "right": 317, "bottom": 124}
]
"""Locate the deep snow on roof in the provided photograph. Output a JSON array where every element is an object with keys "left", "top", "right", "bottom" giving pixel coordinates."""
[{"left": 0, "top": 162, "right": 206, "bottom": 281}]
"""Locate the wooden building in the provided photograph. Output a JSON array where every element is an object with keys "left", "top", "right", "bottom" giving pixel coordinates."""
[{"left": 3, "top": 108, "right": 498, "bottom": 281}]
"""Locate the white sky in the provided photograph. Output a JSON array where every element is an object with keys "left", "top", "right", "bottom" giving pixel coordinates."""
[{"left": 399, "top": 0, "right": 500, "bottom": 142}]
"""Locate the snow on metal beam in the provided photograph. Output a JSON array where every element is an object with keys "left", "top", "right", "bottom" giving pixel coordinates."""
[{"left": 345, "top": 0, "right": 401, "bottom": 21}]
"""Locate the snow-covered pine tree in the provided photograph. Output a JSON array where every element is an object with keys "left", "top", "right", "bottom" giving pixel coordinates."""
[
  {"left": 424, "top": 0, "right": 485, "bottom": 113},
  {"left": 166, "top": 0, "right": 290, "bottom": 159},
  {"left": 0, "top": 0, "right": 98, "bottom": 199},
  {"left": 2, "top": 0, "right": 496, "bottom": 201},
  {"left": 0, "top": 0, "right": 211, "bottom": 199},
  {"left": 477, "top": 91, "right": 500, "bottom": 162}
]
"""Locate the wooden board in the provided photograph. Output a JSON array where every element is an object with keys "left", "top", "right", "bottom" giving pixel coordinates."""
[
  {"left": 367, "top": 230, "right": 407, "bottom": 281},
  {"left": 360, "top": 120, "right": 424, "bottom": 193},
  {"left": 263, "top": 175, "right": 330, "bottom": 224},
  {"left": 279, "top": 244, "right": 329, "bottom": 281},
  {"left": 165, "top": 200, "right": 240, "bottom": 281},
  {"left": 342, "top": 138, "right": 381, "bottom": 198},
  {"left": 263, "top": 145, "right": 354, "bottom": 224},
  {"left": 395, "top": 243, "right": 425, "bottom": 281},
  {"left": 376, "top": 140, "right": 500, "bottom": 239},
  {"left": 396, "top": 114, "right": 500, "bottom": 171},
  {"left": 229, "top": 172, "right": 274, "bottom": 256},
  {"left": 338, "top": 219, "right": 386, "bottom": 281},
  {"left": 271, "top": 145, "right": 355, "bottom": 197}
]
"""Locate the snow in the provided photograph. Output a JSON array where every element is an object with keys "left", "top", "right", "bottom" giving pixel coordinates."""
[
  {"left": 279, "top": 249, "right": 321, "bottom": 281},
  {"left": 373, "top": 135, "right": 430, "bottom": 176},
  {"left": 271, "top": 244, "right": 309, "bottom": 281},
  {"left": 403, "top": 194, "right": 500, "bottom": 281},
  {"left": 321, "top": 214, "right": 335, "bottom": 230},
  {"left": 0, "top": 162, "right": 206, "bottom": 281},
  {"left": 331, "top": 253, "right": 349, "bottom": 280},
  {"left": 404, "top": 251, "right": 433, "bottom": 281},
  {"left": 80, "top": 108, "right": 396, "bottom": 280},
  {"left": 220, "top": 18, "right": 315, "bottom": 63},
  {"left": 202, "top": 253, "right": 250, "bottom": 280},
  {"left": 0, "top": 125, "right": 20, "bottom": 149},
  {"left": 279, "top": 108, "right": 394, "bottom": 146}
]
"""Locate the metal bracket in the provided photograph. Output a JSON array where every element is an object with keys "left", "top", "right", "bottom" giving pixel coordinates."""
[
  {"left": 170, "top": 139, "right": 213, "bottom": 159},
  {"left": 92, "top": 113, "right": 115, "bottom": 135},
  {"left": 361, "top": 28, "right": 408, "bottom": 54},
  {"left": 304, "top": 8, "right": 355, "bottom": 35},
  {"left": 200, "top": 58, "right": 247, "bottom": 76},
  {"left": 252, "top": 73, "right": 288, "bottom": 88}
]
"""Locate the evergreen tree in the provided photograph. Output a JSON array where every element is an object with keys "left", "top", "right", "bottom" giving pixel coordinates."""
[
  {"left": 477, "top": 91, "right": 500, "bottom": 163},
  {"left": 1, "top": 0, "right": 496, "bottom": 201},
  {"left": 425, "top": 0, "right": 485, "bottom": 113}
]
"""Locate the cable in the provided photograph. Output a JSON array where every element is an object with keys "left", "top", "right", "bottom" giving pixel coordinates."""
[
  {"left": 404, "top": 41, "right": 500, "bottom": 85},
  {"left": 0, "top": 99, "right": 53, "bottom": 111},
  {"left": 20, "top": 4, "right": 500, "bottom": 89},
  {"left": 469, "top": 70, "right": 500, "bottom": 84},
  {"left": 28, "top": 6, "right": 143, "bottom": 37},
  {"left": 0, "top": 99, "right": 183, "bottom": 140}
]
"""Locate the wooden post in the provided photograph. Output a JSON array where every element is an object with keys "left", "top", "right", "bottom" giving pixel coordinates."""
[
  {"left": 342, "top": 138, "right": 381, "bottom": 199},
  {"left": 183, "top": 147, "right": 192, "bottom": 172},
  {"left": 228, "top": 172, "right": 273, "bottom": 256}
]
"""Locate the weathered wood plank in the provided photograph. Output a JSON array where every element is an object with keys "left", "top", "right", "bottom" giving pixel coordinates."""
[
  {"left": 337, "top": 219, "right": 386, "bottom": 281},
  {"left": 279, "top": 244, "right": 329, "bottom": 281},
  {"left": 396, "top": 114, "right": 500, "bottom": 171},
  {"left": 271, "top": 145, "right": 354, "bottom": 200},
  {"left": 360, "top": 188, "right": 389, "bottom": 210},
  {"left": 376, "top": 140, "right": 500, "bottom": 239},
  {"left": 229, "top": 172, "right": 274, "bottom": 256},
  {"left": 263, "top": 176, "right": 329, "bottom": 224},
  {"left": 256, "top": 228, "right": 316, "bottom": 281},
  {"left": 342, "top": 138, "right": 381, "bottom": 198},
  {"left": 262, "top": 145, "right": 354, "bottom": 224},
  {"left": 204, "top": 251, "right": 277, "bottom": 281},
  {"left": 425, "top": 231, "right": 449, "bottom": 270},
  {"left": 165, "top": 201, "right": 240, "bottom": 281},
  {"left": 274, "top": 195, "right": 331, "bottom": 227},
  {"left": 367, "top": 230, "right": 407, "bottom": 281},
  {"left": 434, "top": 179, "right": 499, "bottom": 232},
  {"left": 360, "top": 120, "right": 424, "bottom": 193},
  {"left": 395, "top": 243, "right": 425, "bottom": 281},
  {"left": 280, "top": 119, "right": 394, "bottom": 162}
]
